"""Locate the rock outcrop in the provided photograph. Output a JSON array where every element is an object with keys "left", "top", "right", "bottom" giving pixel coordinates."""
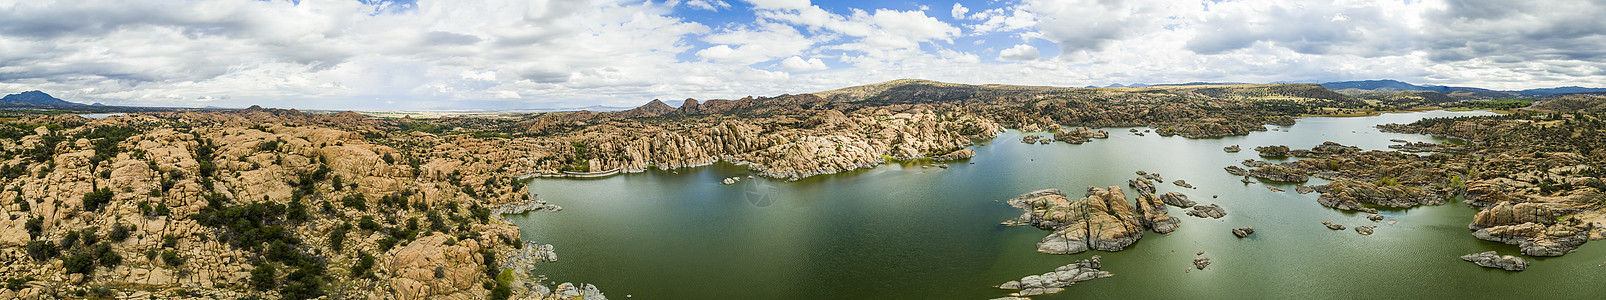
[
  {"left": 1232, "top": 227, "right": 1255, "bottom": 238},
  {"left": 1355, "top": 225, "right": 1376, "bottom": 235},
  {"left": 1132, "top": 184, "right": 1181, "bottom": 234},
  {"left": 1470, "top": 202, "right": 1592, "bottom": 256},
  {"left": 1459, "top": 251, "right": 1529, "bottom": 271},
  {"left": 1185, "top": 204, "right": 1227, "bottom": 219},
  {"left": 1224, "top": 145, "right": 1241, "bottom": 153},
  {"left": 1313, "top": 180, "right": 1443, "bottom": 213},
  {"left": 1053, "top": 127, "right": 1108, "bottom": 144},
  {"left": 995, "top": 256, "right": 1111, "bottom": 297},
  {"left": 1322, "top": 221, "right": 1346, "bottom": 230},
  {"left": 1159, "top": 192, "right": 1196, "bottom": 207},
  {"left": 1224, "top": 165, "right": 1310, "bottom": 182},
  {"left": 1005, "top": 188, "right": 1144, "bottom": 254},
  {"left": 1255, "top": 145, "right": 1290, "bottom": 157}
]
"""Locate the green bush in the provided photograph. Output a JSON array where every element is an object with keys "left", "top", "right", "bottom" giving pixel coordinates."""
[
  {"left": 81, "top": 188, "right": 113, "bottom": 212},
  {"left": 351, "top": 252, "right": 374, "bottom": 278},
  {"left": 5, "top": 276, "right": 35, "bottom": 291},
  {"left": 63, "top": 252, "right": 96, "bottom": 275},
  {"left": 161, "top": 250, "right": 184, "bottom": 266},
  {"left": 250, "top": 264, "right": 277, "bottom": 291},
  {"left": 107, "top": 223, "right": 132, "bottom": 242},
  {"left": 24, "top": 217, "right": 42, "bottom": 239},
  {"left": 97, "top": 248, "right": 122, "bottom": 268},
  {"left": 60, "top": 231, "right": 80, "bottom": 249},
  {"left": 162, "top": 234, "right": 179, "bottom": 248},
  {"left": 25, "top": 241, "right": 57, "bottom": 261},
  {"left": 328, "top": 224, "right": 349, "bottom": 253}
]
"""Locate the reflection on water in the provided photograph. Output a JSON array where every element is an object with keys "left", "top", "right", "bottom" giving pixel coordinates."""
[{"left": 507, "top": 110, "right": 1605, "bottom": 299}]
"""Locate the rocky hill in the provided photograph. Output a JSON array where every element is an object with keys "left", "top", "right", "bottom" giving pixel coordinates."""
[
  {"left": 1, "top": 91, "right": 81, "bottom": 106},
  {"left": 0, "top": 111, "right": 584, "bottom": 299}
]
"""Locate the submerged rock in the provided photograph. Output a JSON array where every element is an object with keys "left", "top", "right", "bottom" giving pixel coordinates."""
[
  {"left": 1232, "top": 227, "right": 1255, "bottom": 238},
  {"left": 1192, "top": 257, "right": 1211, "bottom": 270},
  {"left": 1185, "top": 204, "right": 1227, "bottom": 219},
  {"left": 1266, "top": 186, "right": 1286, "bottom": 192},
  {"left": 1460, "top": 251, "right": 1529, "bottom": 271}
]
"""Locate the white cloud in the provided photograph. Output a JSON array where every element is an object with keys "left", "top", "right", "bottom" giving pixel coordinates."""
[
  {"left": 696, "top": 22, "right": 818, "bottom": 64},
  {"left": 998, "top": 44, "right": 1040, "bottom": 61},
  {"left": 1, "top": 0, "right": 1603, "bottom": 109},
  {"left": 779, "top": 56, "right": 829, "bottom": 71},
  {"left": 951, "top": 3, "right": 970, "bottom": 19},
  {"left": 685, "top": 0, "right": 732, "bottom": 11},
  {"left": 744, "top": 0, "right": 811, "bottom": 10}
]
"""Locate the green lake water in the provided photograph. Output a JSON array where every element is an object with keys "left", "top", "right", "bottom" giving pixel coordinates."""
[{"left": 504, "top": 110, "right": 1606, "bottom": 299}]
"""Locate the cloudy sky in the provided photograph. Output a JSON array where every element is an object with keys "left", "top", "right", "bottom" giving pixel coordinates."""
[{"left": 0, "top": 0, "right": 1602, "bottom": 110}]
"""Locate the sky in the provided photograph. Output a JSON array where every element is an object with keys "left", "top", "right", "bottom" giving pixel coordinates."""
[{"left": 1, "top": 0, "right": 1604, "bottom": 110}]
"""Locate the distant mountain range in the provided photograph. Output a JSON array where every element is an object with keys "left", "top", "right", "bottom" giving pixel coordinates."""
[
  {"left": 1, "top": 90, "right": 82, "bottom": 106},
  {"left": 1318, "top": 79, "right": 1606, "bottom": 96}
]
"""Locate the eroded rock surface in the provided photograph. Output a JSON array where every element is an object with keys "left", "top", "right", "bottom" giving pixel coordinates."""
[
  {"left": 995, "top": 256, "right": 1111, "bottom": 297},
  {"left": 1005, "top": 188, "right": 1144, "bottom": 254},
  {"left": 1459, "top": 251, "right": 1529, "bottom": 271},
  {"left": 1185, "top": 204, "right": 1227, "bottom": 219}
]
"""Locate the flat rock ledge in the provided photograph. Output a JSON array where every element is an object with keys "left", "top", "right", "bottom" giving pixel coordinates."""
[
  {"left": 1460, "top": 251, "right": 1529, "bottom": 271},
  {"left": 996, "top": 256, "right": 1112, "bottom": 297}
]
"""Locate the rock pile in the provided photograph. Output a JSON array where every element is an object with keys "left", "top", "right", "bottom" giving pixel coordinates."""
[
  {"left": 1459, "top": 251, "right": 1529, "bottom": 271},
  {"left": 1355, "top": 225, "right": 1376, "bottom": 235},
  {"left": 995, "top": 256, "right": 1112, "bottom": 297},
  {"left": 1232, "top": 227, "right": 1255, "bottom": 238},
  {"left": 1185, "top": 204, "right": 1228, "bottom": 219}
]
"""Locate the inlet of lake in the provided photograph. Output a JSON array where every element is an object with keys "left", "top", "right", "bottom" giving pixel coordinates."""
[{"left": 503, "top": 110, "right": 1606, "bottom": 299}]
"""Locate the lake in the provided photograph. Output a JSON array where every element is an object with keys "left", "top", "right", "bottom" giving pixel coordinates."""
[{"left": 504, "top": 110, "right": 1606, "bottom": 299}]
